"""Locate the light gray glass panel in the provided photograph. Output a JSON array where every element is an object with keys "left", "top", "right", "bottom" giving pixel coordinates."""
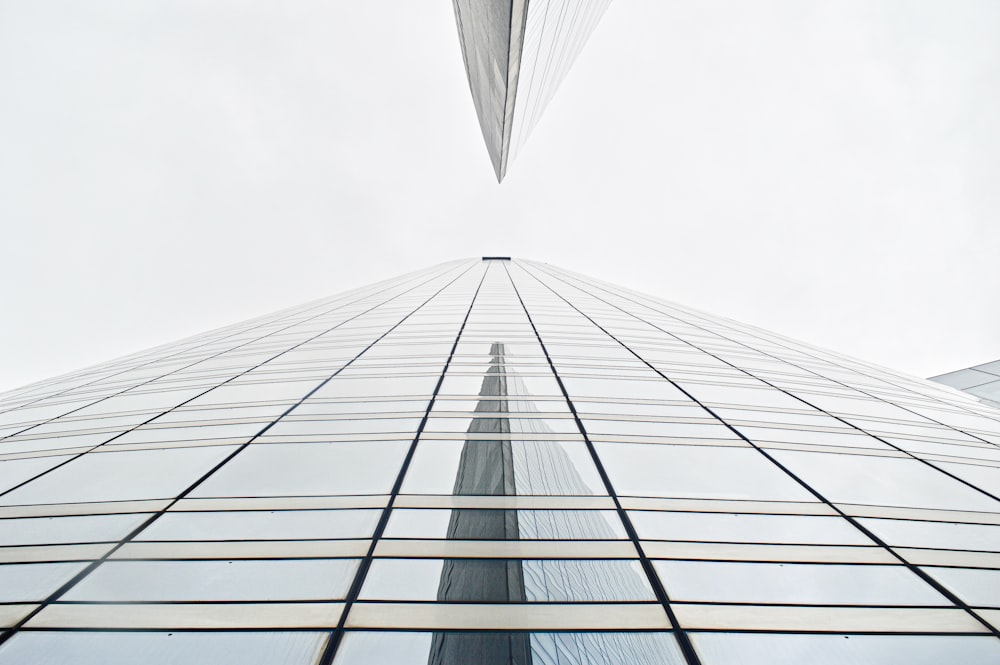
[
  {"left": 295, "top": 400, "right": 428, "bottom": 416},
  {"left": 64, "top": 559, "right": 359, "bottom": 601},
  {"left": 923, "top": 567, "right": 1000, "bottom": 607},
  {"left": 932, "top": 368, "right": 996, "bottom": 390},
  {"left": 678, "top": 383, "right": 807, "bottom": 410},
  {"left": 265, "top": 418, "right": 423, "bottom": 436},
  {"left": 654, "top": 561, "right": 947, "bottom": 605},
  {"left": 312, "top": 376, "right": 439, "bottom": 398},
  {"left": 0, "top": 455, "right": 74, "bottom": 494},
  {"left": 192, "top": 442, "right": 408, "bottom": 497},
  {"left": 186, "top": 380, "right": 315, "bottom": 406},
  {"left": 0, "top": 562, "right": 87, "bottom": 601},
  {"left": 596, "top": 443, "right": 815, "bottom": 501},
  {"left": 692, "top": 633, "right": 1000, "bottom": 665},
  {"left": 0, "top": 513, "right": 149, "bottom": 546},
  {"left": 138, "top": 509, "right": 380, "bottom": 541},
  {"left": 859, "top": 518, "right": 1000, "bottom": 551},
  {"left": 562, "top": 377, "right": 687, "bottom": 401},
  {"left": 0, "top": 447, "right": 238, "bottom": 505},
  {"left": 583, "top": 419, "right": 736, "bottom": 439},
  {"left": 772, "top": 450, "right": 1000, "bottom": 511},
  {"left": 0, "top": 630, "right": 328, "bottom": 665},
  {"left": 333, "top": 630, "right": 685, "bottom": 665},
  {"left": 937, "top": 462, "right": 1000, "bottom": 495},
  {"left": 630, "top": 511, "right": 872, "bottom": 545},
  {"left": 975, "top": 360, "right": 1000, "bottom": 375}
]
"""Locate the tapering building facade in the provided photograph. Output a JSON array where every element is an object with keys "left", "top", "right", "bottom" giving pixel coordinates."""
[
  {"left": 452, "top": 0, "right": 612, "bottom": 180},
  {"left": 1, "top": 258, "right": 1000, "bottom": 664}
]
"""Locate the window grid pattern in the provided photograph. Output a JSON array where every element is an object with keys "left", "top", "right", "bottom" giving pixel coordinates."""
[{"left": 0, "top": 258, "right": 999, "bottom": 665}]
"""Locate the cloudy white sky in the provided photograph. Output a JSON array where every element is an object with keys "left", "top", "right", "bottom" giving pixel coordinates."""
[{"left": 1, "top": 0, "right": 998, "bottom": 393}]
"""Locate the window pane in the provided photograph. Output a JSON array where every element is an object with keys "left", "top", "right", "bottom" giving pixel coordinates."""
[
  {"left": 138, "top": 509, "right": 381, "bottom": 541},
  {"left": 597, "top": 444, "right": 815, "bottom": 501},
  {"left": 0, "top": 513, "right": 150, "bottom": 546},
  {"left": 692, "top": 633, "right": 1000, "bottom": 665},
  {"left": 922, "top": 567, "right": 1000, "bottom": 607},
  {"left": 333, "top": 631, "right": 685, "bottom": 665},
  {"left": 0, "top": 631, "right": 328, "bottom": 665},
  {"left": 192, "top": 442, "right": 408, "bottom": 497},
  {"left": 0, "top": 562, "right": 87, "bottom": 602},
  {"left": 654, "top": 561, "right": 947, "bottom": 605},
  {"left": 384, "top": 509, "right": 626, "bottom": 540},
  {"left": 772, "top": 451, "right": 1000, "bottom": 511},
  {"left": 64, "top": 559, "right": 360, "bottom": 601},
  {"left": 361, "top": 559, "right": 654, "bottom": 602},
  {"left": 630, "top": 511, "right": 871, "bottom": 545},
  {"left": 1, "top": 448, "right": 238, "bottom": 505}
]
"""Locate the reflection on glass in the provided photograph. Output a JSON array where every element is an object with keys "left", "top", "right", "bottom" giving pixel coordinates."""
[
  {"left": 334, "top": 631, "right": 685, "bottom": 665},
  {"left": 414, "top": 343, "right": 659, "bottom": 665},
  {"left": 384, "top": 509, "right": 627, "bottom": 540},
  {"left": 362, "top": 559, "right": 653, "bottom": 602}
]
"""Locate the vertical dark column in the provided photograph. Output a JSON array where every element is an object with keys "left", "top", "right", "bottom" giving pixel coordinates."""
[{"left": 429, "top": 342, "right": 532, "bottom": 665}]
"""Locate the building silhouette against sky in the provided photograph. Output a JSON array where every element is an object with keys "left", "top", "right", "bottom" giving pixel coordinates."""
[
  {"left": 452, "top": 0, "right": 612, "bottom": 181},
  {"left": 1, "top": 258, "right": 1000, "bottom": 664}
]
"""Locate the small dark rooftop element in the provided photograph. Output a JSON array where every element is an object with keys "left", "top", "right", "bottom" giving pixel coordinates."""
[{"left": 482, "top": 256, "right": 512, "bottom": 261}]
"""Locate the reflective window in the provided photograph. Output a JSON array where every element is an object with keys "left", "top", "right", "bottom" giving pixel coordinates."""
[
  {"left": 362, "top": 558, "right": 655, "bottom": 602},
  {"left": 923, "top": 566, "right": 1000, "bottom": 607},
  {"left": 191, "top": 442, "right": 408, "bottom": 497},
  {"left": 138, "top": 509, "right": 381, "bottom": 541},
  {"left": 64, "top": 558, "right": 360, "bottom": 601},
  {"left": 692, "top": 633, "right": 1000, "bottom": 665},
  {"left": 333, "top": 630, "right": 685, "bottom": 665},
  {"left": 0, "top": 455, "right": 75, "bottom": 495},
  {"left": 859, "top": 518, "right": 1000, "bottom": 552},
  {"left": 0, "top": 562, "right": 87, "bottom": 602},
  {"left": 630, "top": 511, "right": 872, "bottom": 545},
  {"left": 654, "top": 561, "right": 947, "bottom": 605},
  {"left": 402, "top": 441, "right": 606, "bottom": 496},
  {"left": 0, "top": 513, "right": 150, "bottom": 546},
  {"left": 0, "top": 631, "right": 328, "bottom": 665},
  {"left": 1, "top": 447, "right": 238, "bottom": 505},
  {"left": 772, "top": 450, "right": 1000, "bottom": 511},
  {"left": 384, "top": 509, "right": 627, "bottom": 539},
  {"left": 597, "top": 443, "right": 816, "bottom": 501}
]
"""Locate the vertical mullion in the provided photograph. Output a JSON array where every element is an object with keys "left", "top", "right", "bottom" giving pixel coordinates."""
[
  {"left": 0, "top": 261, "right": 469, "bottom": 503},
  {"left": 501, "top": 260, "right": 704, "bottom": 665},
  {"left": 0, "top": 259, "right": 479, "bottom": 649},
  {"left": 318, "top": 260, "right": 491, "bottom": 665},
  {"left": 517, "top": 259, "right": 1000, "bottom": 641}
]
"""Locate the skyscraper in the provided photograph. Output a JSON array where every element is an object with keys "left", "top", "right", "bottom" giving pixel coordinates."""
[
  {"left": 452, "top": 0, "right": 612, "bottom": 181},
  {"left": 1, "top": 258, "right": 999, "bottom": 664},
  {"left": 932, "top": 360, "right": 1000, "bottom": 408}
]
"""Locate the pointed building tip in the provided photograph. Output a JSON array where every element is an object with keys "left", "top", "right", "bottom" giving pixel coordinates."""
[{"left": 453, "top": 0, "right": 612, "bottom": 181}]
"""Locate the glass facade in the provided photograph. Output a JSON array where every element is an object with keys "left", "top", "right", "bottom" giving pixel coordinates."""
[
  {"left": 932, "top": 361, "right": 1000, "bottom": 408},
  {"left": 1, "top": 257, "right": 999, "bottom": 664}
]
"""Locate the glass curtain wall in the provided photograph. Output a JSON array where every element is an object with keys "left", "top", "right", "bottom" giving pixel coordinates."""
[{"left": 0, "top": 258, "right": 999, "bottom": 664}]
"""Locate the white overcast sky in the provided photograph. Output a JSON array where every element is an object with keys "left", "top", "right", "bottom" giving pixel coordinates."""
[{"left": 2, "top": 0, "right": 999, "bottom": 393}]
